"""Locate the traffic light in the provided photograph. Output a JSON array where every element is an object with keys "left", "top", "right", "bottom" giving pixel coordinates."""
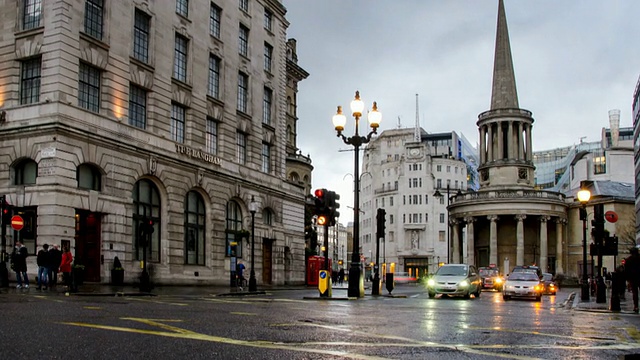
[
  {"left": 316, "top": 214, "right": 328, "bottom": 226},
  {"left": 138, "top": 218, "right": 154, "bottom": 246},
  {"left": 603, "top": 235, "right": 618, "bottom": 256},
  {"left": 327, "top": 190, "right": 340, "bottom": 226},
  {"left": 376, "top": 208, "right": 386, "bottom": 238},
  {"left": 314, "top": 188, "right": 328, "bottom": 217},
  {"left": 591, "top": 203, "right": 605, "bottom": 245},
  {"left": 1, "top": 196, "right": 12, "bottom": 226}
]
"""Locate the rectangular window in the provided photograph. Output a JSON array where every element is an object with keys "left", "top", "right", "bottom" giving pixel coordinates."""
[
  {"left": 381, "top": 198, "right": 385, "bottom": 207},
  {"left": 173, "top": 34, "right": 188, "bottom": 82},
  {"left": 390, "top": 214, "right": 394, "bottom": 224},
  {"left": 237, "top": 72, "right": 248, "bottom": 113},
  {"left": 413, "top": 214, "right": 418, "bottom": 223},
  {"left": 440, "top": 197, "right": 444, "bottom": 205},
  {"left": 264, "top": 9, "right": 273, "bottom": 31},
  {"left": 78, "top": 63, "right": 101, "bottom": 112},
  {"left": 210, "top": 3, "right": 221, "bottom": 38},
  {"left": 206, "top": 117, "right": 218, "bottom": 154},
  {"left": 439, "top": 231, "right": 445, "bottom": 242},
  {"left": 264, "top": 43, "right": 273, "bottom": 72},
  {"left": 262, "top": 87, "right": 272, "bottom": 125},
  {"left": 237, "top": 131, "right": 247, "bottom": 164},
  {"left": 128, "top": 84, "right": 147, "bottom": 129},
  {"left": 439, "top": 213, "right": 445, "bottom": 223},
  {"left": 437, "top": 179, "right": 442, "bottom": 188},
  {"left": 23, "top": 0, "right": 42, "bottom": 30},
  {"left": 208, "top": 55, "right": 220, "bottom": 98},
  {"left": 171, "top": 103, "right": 185, "bottom": 143},
  {"left": 425, "top": 195, "right": 428, "bottom": 204},
  {"left": 239, "top": 24, "right": 249, "bottom": 57},
  {"left": 437, "top": 165, "right": 442, "bottom": 172},
  {"left": 133, "top": 9, "right": 151, "bottom": 63},
  {"left": 262, "top": 142, "right": 271, "bottom": 173},
  {"left": 84, "top": 0, "right": 104, "bottom": 40},
  {"left": 447, "top": 165, "right": 451, "bottom": 173},
  {"left": 176, "top": 0, "right": 188, "bottom": 17},
  {"left": 239, "top": 0, "right": 248, "bottom": 12},
  {"left": 20, "top": 57, "right": 41, "bottom": 105},
  {"left": 593, "top": 155, "right": 606, "bottom": 174},
  {"left": 390, "top": 197, "right": 393, "bottom": 206}
]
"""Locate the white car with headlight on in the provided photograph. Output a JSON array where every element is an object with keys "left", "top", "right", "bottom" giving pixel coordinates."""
[
  {"left": 426, "top": 264, "right": 481, "bottom": 299},
  {"left": 503, "top": 272, "right": 543, "bottom": 302}
]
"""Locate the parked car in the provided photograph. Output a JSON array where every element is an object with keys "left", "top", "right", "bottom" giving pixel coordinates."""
[
  {"left": 479, "top": 266, "right": 504, "bottom": 291},
  {"left": 426, "top": 264, "right": 481, "bottom": 299},
  {"left": 511, "top": 265, "right": 542, "bottom": 279},
  {"left": 393, "top": 272, "right": 417, "bottom": 284},
  {"left": 541, "top": 272, "right": 558, "bottom": 295},
  {"left": 503, "top": 271, "right": 543, "bottom": 302}
]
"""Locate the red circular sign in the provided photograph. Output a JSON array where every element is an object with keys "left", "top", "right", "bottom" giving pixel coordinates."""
[
  {"left": 10, "top": 215, "right": 24, "bottom": 231},
  {"left": 605, "top": 211, "right": 618, "bottom": 223}
]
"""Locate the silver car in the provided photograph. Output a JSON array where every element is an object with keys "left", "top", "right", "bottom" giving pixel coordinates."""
[
  {"left": 502, "top": 272, "right": 543, "bottom": 302},
  {"left": 426, "top": 264, "right": 482, "bottom": 299}
]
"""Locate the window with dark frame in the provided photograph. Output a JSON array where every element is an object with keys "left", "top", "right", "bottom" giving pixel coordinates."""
[
  {"left": 176, "top": 0, "right": 189, "bottom": 17},
  {"left": 84, "top": 0, "right": 104, "bottom": 40},
  {"left": 208, "top": 54, "right": 220, "bottom": 99},
  {"left": 133, "top": 179, "right": 161, "bottom": 262},
  {"left": 236, "top": 131, "right": 247, "bottom": 164},
  {"left": 262, "top": 87, "right": 272, "bottom": 125},
  {"left": 239, "top": 24, "right": 249, "bottom": 57},
  {"left": 133, "top": 9, "right": 150, "bottom": 63},
  {"left": 264, "top": 9, "right": 273, "bottom": 31},
  {"left": 128, "top": 84, "right": 147, "bottom": 129},
  {"left": 210, "top": 3, "right": 221, "bottom": 38},
  {"left": 185, "top": 191, "right": 205, "bottom": 265},
  {"left": 78, "top": 63, "right": 101, "bottom": 113},
  {"left": 262, "top": 142, "right": 271, "bottom": 173},
  {"left": 225, "top": 200, "right": 243, "bottom": 258},
  {"left": 239, "top": 0, "right": 248, "bottom": 12},
  {"left": 171, "top": 103, "right": 185, "bottom": 143},
  {"left": 264, "top": 43, "right": 273, "bottom": 72},
  {"left": 23, "top": 0, "right": 42, "bottom": 30},
  {"left": 20, "top": 57, "right": 41, "bottom": 105},
  {"left": 237, "top": 72, "right": 248, "bottom": 113},
  {"left": 77, "top": 164, "right": 102, "bottom": 191},
  {"left": 15, "top": 159, "right": 37, "bottom": 185},
  {"left": 206, "top": 117, "right": 218, "bottom": 154},
  {"left": 173, "top": 34, "right": 188, "bottom": 82}
]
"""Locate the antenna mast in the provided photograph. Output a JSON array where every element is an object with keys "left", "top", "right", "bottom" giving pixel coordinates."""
[{"left": 414, "top": 93, "right": 420, "bottom": 142}]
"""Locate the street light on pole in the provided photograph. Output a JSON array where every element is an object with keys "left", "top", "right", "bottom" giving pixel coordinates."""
[
  {"left": 332, "top": 90, "right": 381, "bottom": 298},
  {"left": 249, "top": 196, "right": 258, "bottom": 292},
  {"left": 577, "top": 188, "right": 591, "bottom": 301}
]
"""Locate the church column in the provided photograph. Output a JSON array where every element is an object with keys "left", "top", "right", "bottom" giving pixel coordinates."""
[
  {"left": 555, "top": 218, "right": 566, "bottom": 274},
  {"left": 480, "top": 126, "right": 486, "bottom": 164},
  {"left": 497, "top": 122, "right": 504, "bottom": 159},
  {"left": 539, "top": 215, "right": 550, "bottom": 272},
  {"left": 487, "top": 123, "right": 494, "bottom": 162},
  {"left": 526, "top": 123, "right": 533, "bottom": 161},
  {"left": 488, "top": 215, "right": 499, "bottom": 265},
  {"left": 518, "top": 122, "right": 524, "bottom": 160},
  {"left": 451, "top": 218, "right": 460, "bottom": 264},
  {"left": 516, "top": 214, "right": 526, "bottom": 266},
  {"left": 507, "top": 121, "right": 514, "bottom": 159},
  {"left": 465, "top": 216, "right": 475, "bottom": 266}
]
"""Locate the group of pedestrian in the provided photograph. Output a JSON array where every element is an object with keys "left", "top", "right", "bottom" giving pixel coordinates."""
[{"left": 11, "top": 241, "right": 74, "bottom": 290}]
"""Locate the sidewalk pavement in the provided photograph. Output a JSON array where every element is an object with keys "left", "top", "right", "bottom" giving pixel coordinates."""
[{"left": 571, "top": 288, "right": 636, "bottom": 313}]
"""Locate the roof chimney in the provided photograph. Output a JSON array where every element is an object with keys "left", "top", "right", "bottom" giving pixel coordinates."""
[{"left": 608, "top": 109, "right": 620, "bottom": 147}]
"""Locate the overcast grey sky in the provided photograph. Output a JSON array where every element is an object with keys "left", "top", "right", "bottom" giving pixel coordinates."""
[{"left": 284, "top": 0, "right": 640, "bottom": 225}]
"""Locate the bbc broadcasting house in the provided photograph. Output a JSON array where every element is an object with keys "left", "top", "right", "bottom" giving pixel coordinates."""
[{"left": 0, "top": 0, "right": 312, "bottom": 286}]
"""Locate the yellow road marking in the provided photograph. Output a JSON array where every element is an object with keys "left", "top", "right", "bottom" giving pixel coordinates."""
[
  {"left": 126, "top": 297, "right": 188, "bottom": 306},
  {"left": 84, "top": 306, "right": 101, "bottom": 310}
]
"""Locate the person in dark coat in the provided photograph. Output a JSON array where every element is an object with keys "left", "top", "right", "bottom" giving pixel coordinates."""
[
  {"left": 624, "top": 247, "right": 640, "bottom": 313},
  {"left": 48, "top": 244, "right": 62, "bottom": 287},
  {"left": 11, "top": 241, "right": 29, "bottom": 289},
  {"left": 36, "top": 244, "right": 50, "bottom": 290}
]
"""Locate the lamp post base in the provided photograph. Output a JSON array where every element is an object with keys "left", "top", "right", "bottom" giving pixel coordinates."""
[
  {"left": 249, "top": 270, "right": 257, "bottom": 292},
  {"left": 581, "top": 282, "right": 590, "bottom": 302},
  {"left": 348, "top": 264, "right": 363, "bottom": 298}
]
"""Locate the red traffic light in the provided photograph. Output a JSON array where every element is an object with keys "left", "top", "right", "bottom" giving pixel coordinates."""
[{"left": 314, "top": 189, "right": 325, "bottom": 198}]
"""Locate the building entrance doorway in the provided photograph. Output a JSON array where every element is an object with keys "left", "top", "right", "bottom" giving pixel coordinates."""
[
  {"left": 75, "top": 210, "right": 102, "bottom": 282},
  {"left": 262, "top": 238, "right": 273, "bottom": 284}
]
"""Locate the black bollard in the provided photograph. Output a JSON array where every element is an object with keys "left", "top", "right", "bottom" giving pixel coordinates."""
[
  {"left": 385, "top": 273, "right": 394, "bottom": 294},
  {"left": 596, "top": 275, "right": 607, "bottom": 303},
  {"left": 610, "top": 272, "right": 621, "bottom": 312}
]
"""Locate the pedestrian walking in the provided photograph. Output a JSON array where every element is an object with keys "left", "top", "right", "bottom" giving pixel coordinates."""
[
  {"left": 49, "top": 244, "right": 62, "bottom": 287},
  {"left": 36, "top": 244, "right": 50, "bottom": 290},
  {"left": 11, "top": 241, "right": 29, "bottom": 289},
  {"left": 60, "top": 246, "right": 73, "bottom": 289},
  {"left": 624, "top": 247, "right": 640, "bottom": 313},
  {"left": 338, "top": 268, "right": 345, "bottom": 285}
]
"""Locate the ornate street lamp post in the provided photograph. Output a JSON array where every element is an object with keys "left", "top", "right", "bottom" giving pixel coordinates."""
[
  {"left": 332, "top": 91, "right": 381, "bottom": 298},
  {"left": 577, "top": 188, "right": 591, "bottom": 301},
  {"left": 249, "top": 196, "right": 258, "bottom": 292}
]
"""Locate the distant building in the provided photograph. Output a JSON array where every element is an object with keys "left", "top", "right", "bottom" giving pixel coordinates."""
[{"left": 633, "top": 75, "right": 640, "bottom": 244}]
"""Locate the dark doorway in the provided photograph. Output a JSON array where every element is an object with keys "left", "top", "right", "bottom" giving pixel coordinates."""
[
  {"left": 262, "top": 238, "right": 273, "bottom": 284},
  {"left": 75, "top": 210, "right": 102, "bottom": 282}
]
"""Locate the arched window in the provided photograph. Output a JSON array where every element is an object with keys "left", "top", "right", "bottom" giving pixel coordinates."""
[
  {"left": 225, "top": 200, "right": 243, "bottom": 258},
  {"left": 290, "top": 172, "right": 299, "bottom": 183},
  {"left": 262, "top": 208, "right": 273, "bottom": 226},
  {"left": 77, "top": 163, "right": 102, "bottom": 191},
  {"left": 14, "top": 159, "right": 37, "bottom": 185},
  {"left": 133, "top": 179, "right": 161, "bottom": 262},
  {"left": 185, "top": 191, "right": 205, "bottom": 265}
]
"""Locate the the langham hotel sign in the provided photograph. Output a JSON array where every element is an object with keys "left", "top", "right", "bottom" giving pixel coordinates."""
[{"left": 175, "top": 144, "right": 222, "bottom": 165}]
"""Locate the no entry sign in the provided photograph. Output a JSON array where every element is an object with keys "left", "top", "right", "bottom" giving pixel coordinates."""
[{"left": 11, "top": 215, "right": 24, "bottom": 231}]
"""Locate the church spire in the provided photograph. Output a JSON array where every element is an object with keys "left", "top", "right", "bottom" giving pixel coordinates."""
[{"left": 490, "top": 0, "right": 519, "bottom": 110}]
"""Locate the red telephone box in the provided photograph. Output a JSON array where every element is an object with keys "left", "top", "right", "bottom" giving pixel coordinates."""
[{"left": 307, "top": 255, "right": 332, "bottom": 286}]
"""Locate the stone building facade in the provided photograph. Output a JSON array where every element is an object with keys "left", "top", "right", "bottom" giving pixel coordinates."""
[{"left": 0, "top": 0, "right": 310, "bottom": 285}]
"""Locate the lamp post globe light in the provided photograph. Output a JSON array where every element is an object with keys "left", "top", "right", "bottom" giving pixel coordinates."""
[
  {"left": 249, "top": 196, "right": 258, "bottom": 292},
  {"left": 333, "top": 91, "right": 381, "bottom": 298},
  {"left": 577, "top": 188, "right": 591, "bottom": 301}
]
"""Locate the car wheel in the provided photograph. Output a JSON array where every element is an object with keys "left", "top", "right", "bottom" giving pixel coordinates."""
[
  {"left": 503, "top": 295, "right": 510, "bottom": 301},
  {"left": 475, "top": 288, "right": 481, "bottom": 298},
  {"left": 536, "top": 296, "right": 542, "bottom": 302},
  {"left": 428, "top": 291, "right": 435, "bottom": 298},
  {"left": 464, "top": 291, "right": 471, "bottom": 299}
]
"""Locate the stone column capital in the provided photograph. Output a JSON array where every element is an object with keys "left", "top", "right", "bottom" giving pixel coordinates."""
[
  {"left": 555, "top": 217, "right": 568, "bottom": 225},
  {"left": 539, "top": 215, "right": 551, "bottom": 223},
  {"left": 464, "top": 216, "right": 476, "bottom": 224},
  {"left": 515, "top": 214, "right": 527, "bottom": 221},
  {"left": 487, "top": 215, "right": 499, "bottom": 222}
]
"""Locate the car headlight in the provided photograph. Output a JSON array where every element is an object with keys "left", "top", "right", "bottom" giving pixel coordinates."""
[
  {"left": 459, "top": 280, "right": 469, "bottom": 287},
  {"left": 494, "top": 277, "right": 503, "bottom": 284},
  {"left": 427, "top": 279, "right": 435, "bottom": 286}
]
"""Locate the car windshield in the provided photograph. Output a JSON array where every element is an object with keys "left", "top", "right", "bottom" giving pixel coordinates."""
[
  {"left": 509, "top": 273, "right": 539, "bottom": 281},
  {"left": 479, "top": 269, "right": 498, "bottom": 276},
  {"left": 542, "top": 273, "right": 553, "bottom": 281},
  {"left": 437, "top": 266, "right": 468, "bottom": 276}
]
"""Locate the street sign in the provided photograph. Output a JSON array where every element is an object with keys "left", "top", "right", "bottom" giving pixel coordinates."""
[
  {"left": 605, "top": 211, "right": 618, "bottom": 223},
  {"left": 11, "top": 215, "right": 24, "bottom": 231}
]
